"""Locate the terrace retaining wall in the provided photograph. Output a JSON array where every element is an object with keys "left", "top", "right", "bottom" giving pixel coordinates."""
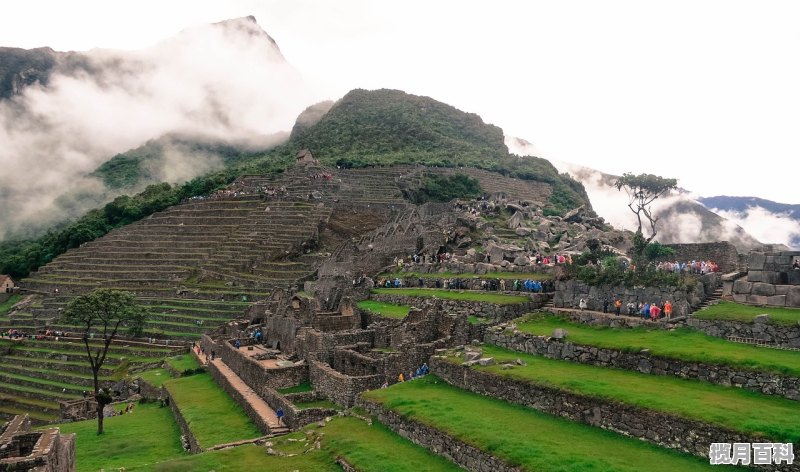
[
  {"left": 355, "top": 399, "right": 519, "bottom": 472},
  {"left": 687, "top": 317, "right": 800, "bottom": 348},
  {"left": 430, "top": 357, "right": 782, "bottom": 463},
  {"left": 485, "top": 330, "right": 800, "bottom": 400},
  {"left": 163, "top": 386, "right": 202, "bottom": 453},
  {"left": 553, "top": 274, "right": 718, "bottom": 317},
  {"left": 206, "top": 360, "right": 274, "bottom": 436},
  {"left": 261, "top": 387, "right": 337, "bottom": 430}
]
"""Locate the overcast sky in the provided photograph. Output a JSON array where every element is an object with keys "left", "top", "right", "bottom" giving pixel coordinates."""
[{"left": 2, "top": 0, "right": 798, "bottom": 204}]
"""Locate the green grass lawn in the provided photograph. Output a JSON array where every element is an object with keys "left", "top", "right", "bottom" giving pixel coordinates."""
[
  {"left": 515, "top": 314, "right": 800, "bottom": 376},
  {"left": 137, "top": 368, "right": 173, "bottom": 388},
  {"left": 277, "top": 381, "right": 312, "bottom": 394},
  {"left": 462, "top": 345, "right": 800, "bottom": 443},
  {"left": 694, "top": 300, "right": 800, "bottom": 325},
  {"left": 384, "top": 271, "right": 552, "bottom": 280},
  {"left": 165, "top": 353, "right": 201, "bottom": 373},
  {"left": 372, "top": 288, "right": 529, "bottom": 304},
  {"left": 147, "top": 415, "right": 463, "bottom": 472},
  {"left": 0, "top": 294, "right": 22, "bottom": 318},
  {"left": 164, "top": 373, "right": 262, "bottom": 448},
  {"left": 294, "top": 399, "right": 341, "bottom": 410},
  {"left": 357, "top": 300, "right": 411, "bottom": 319},
  {"left": 54, "top": 402, "right": 185, "bottom": 472},
  {"left": 363, "top": 376, "right": 732, "bottom": 472}
]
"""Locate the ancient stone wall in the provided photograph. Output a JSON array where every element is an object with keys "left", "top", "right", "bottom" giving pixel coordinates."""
[
  {"left": 430, "top": 358, "right": 770, "bottom": 459},
  {"left": 553, "top": 275, "right": 717, "bottom": 317},
  {"left": 163, "top": 386, "right": 201, "bottom": 453},
  {"left": 0, "top": 427, "right": 75, "bottom": 472},
  {"left": 485, "top": 330, "right": 800, "bottom": 400},
  {"left": 665, "top": 242, "right": 742, "bottom": 273},
  {"left": 731, "top": 252, "right": 800, "bottom": 307},
  {"left": 355, "top": 399, "right": 517, "bottom": 472},
  {"left": 309, "top": 361, "right": 382, "bottom": 407},
  {"left": 216, "top": 338, "right": 307, "bottom": 390},
  {"left": 261, "top": 387, "right": 337, "bottom": 430},
  {"left": 687, "top": 317, "right": 800, "bottom": 348},
  {"left": 370, "top": 294, "right": 543, "bottom": 321},
  {"left": 206, "top": 360, "right": 273, "bottom": 436}
]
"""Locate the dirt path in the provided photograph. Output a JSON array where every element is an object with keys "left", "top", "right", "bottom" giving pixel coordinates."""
[{"left": 210, "top": 358, "right": 284, "bottom": 430}]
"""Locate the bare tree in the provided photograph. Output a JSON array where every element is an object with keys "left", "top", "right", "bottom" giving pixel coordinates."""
[
  {"left": 614, "top": 172, "right": 678, "bottom": 244},
  {"left": 62, "top": 289, "right": 146, "bottom": 434}
]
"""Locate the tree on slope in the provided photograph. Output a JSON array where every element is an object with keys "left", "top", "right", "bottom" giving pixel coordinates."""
[
  {"left": 614, "top": 172, "right": 678, "bottom": 245},
  {"left": 62, "top": 289, "right": 146, "bottom": 434}
]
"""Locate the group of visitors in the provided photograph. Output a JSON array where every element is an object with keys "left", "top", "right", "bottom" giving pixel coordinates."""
[
  {"left": 389, "top": 362, "right": 430, "bottom": 386},
  {"left": 589, "top": 297, "right": 674, "bottom": 320},
  {"left": 655, "top": 260, "right": 719, "bottom": 275}
]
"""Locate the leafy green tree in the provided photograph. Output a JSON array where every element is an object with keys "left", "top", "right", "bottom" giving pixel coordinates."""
[
  {"left": 61, "top": 289, "right": 147, "bottom": 434},
  {"left": 614, "top": 173, "right": 678, "bottom": 244}
]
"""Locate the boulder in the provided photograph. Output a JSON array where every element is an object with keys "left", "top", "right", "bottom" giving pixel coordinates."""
[
  {"left": 563, "top": 205, "right": 586, "bottom": 223},
  {"left": 752, "top": 282, "right": 776, "bottom": 297},
  {"left": 551, "top": 328, "right": 568, "bottom": 339},
  {"left": 515, "top": 227, "right": 532, "bottom": 237},
  {"left": 514, "top": 256, "right": 530, "bottom": 266},
  {"left": 754, "top": 314, "right": 771, "bottom": 324},
  {"left": 477, "top": 357, "right": 495, "bottom": 366}
]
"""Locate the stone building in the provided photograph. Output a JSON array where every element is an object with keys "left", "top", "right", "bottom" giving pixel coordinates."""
[{"left": 0, "top": 415, "right": 75, "bottom": 472}]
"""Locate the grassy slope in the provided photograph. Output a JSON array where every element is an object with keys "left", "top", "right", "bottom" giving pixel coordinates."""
[
  {"left": 372, "top": 288, "right": 529, "bottom": 304},
  {"left": 0, "top": 294, "right": 22, "bottom": 319},
  {"left": 693, "top": 300, "right": 800, "bottom": 325},
  {"left": 470, "top": 345, "right": 800, "bottom": 443},
  {"left": 363, "top": 376, "right": 731, "bottom": 472},
  {"left": 357, "top": 300, "right": 411, "bottom": 319},
  {"left": 165, "top": 353, "right": 201, "bottom": 372},
  {"left": 164, "top": 373, "right": 262, "bottom": 448},
  {"left": 516, "top": 314, "right": 800, "bottom": 376},
  {"left": 55, "top": 402, "right": 184, "bottom": 472},
  {"left": 386, "top": 271, "right": 553, "bottom": 280}
]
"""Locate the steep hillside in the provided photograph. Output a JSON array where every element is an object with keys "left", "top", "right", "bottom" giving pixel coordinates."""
[{"left": 281, "top": 89, "right": 588, "bottom": 213}]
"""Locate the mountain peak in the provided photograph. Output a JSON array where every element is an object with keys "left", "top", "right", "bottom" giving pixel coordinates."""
[{"left": 208, "top": 15, "right": 283, "bottom": 58}]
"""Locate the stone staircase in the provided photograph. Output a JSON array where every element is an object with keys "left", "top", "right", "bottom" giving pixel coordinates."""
[{"left": 695, "top": 286, "right": 724, "bottom": 312}]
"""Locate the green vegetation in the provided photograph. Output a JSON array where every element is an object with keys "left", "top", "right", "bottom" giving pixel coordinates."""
[
  {"left": 467, "top": 315, "right": 491, "bottom": 325},
  {"left": 372, "top": 288, "right": 529, "bottom": 305},
  {"left": 277, "top": 381, "right": 312, "bottom": 394},
  {"left": 568, "top": 255, "right": 698, "bottom": 290},
  {"left": 357, "top": 300, "right": 411, "bottom": 319},
  {"left": 165, "top": 353, "right": 201, "bottom": 374},
  {"left": 363, "top": 376, "right": 729, "bottom": 471},
  {"left": 294, "top": 399, "right": 340, "bottom": 410},
  {"left": 148, "top": 415, "right": 463, "bottom": 472},
  {"left": 164, "top": 373, "right": 262, "bottom": 448},
  {"left": 516, "top": 314, "right": 800, "bottom": 376},
  {"left": 385, "top": 271, "right": 552, "bottom": 280},
  {"left": 461, "top": 345, "right": 800, "bottom": 443},
  {"left": 694, "top": 300, "right": 800, "bottom": 325},
  {"left": 54, "top": 402, "right": 184, "bottom": 472},
  {"left": 0, "top": 294, "right": 22, "bottom": 318},
  {"left": 137, "top": 368, "right": 172, "bottom": 388},
  {"left": 409, "top": 173, "right": 483, "bottom": 203}
]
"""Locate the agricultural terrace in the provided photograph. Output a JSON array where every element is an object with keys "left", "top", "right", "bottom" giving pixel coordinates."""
[
  {"left": 362, "top": 376, "right": 732, "bottom": 472},
  {"left": 515, "top": 314, "right": 800, "bottom": 376},
  {"left": 357, "top": 300, "right": 411, "bottom": 319},
  {"left": 693, "top": 301, "right": 800, "bottom": 325},
  {"left": 371, "top": 288, "right": 529, "bottom": 304},
  {"left": 164, "top": 373, "right": 262, "bottom": 448},
  {"left": 458, "top": 345, "right": 800, "bottom": 443}
]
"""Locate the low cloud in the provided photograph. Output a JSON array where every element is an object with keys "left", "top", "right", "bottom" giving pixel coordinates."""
[
  {"left": 0, "top": 17, "right": 316, "bottom": 240},
  {"left": 711, "top": 206, "right": 800, "bottom": 249}
]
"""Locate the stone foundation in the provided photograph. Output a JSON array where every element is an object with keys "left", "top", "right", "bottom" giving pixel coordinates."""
[{"left": 0, "top": 415, "right": 75, "bottom": 472}]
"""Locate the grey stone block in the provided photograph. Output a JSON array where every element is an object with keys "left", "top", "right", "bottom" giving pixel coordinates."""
[
  {"left": 788, "top": 287, "right": 800, "bottom": 308},
  {"left": 733, "top": 294, "right": 748, "bottom": 303},
  {"left": 748, "top": 271, "right": 764, "bottom": 283},
  {"left": 733, "top": 280, "right": 752, "bottom": 294},
  {"left": 752, "top": 282, "right": 776, "bottom": 296},
  {"left": 776, "top": 285, "right": 791, "bottom": 295},
  {"left": 747, "top": 295, "right": 768, "bottom": 305},
  {"left": 749, "top": 252, "right": 766, "bottom": 271},
  {"left": 766, "top": 295, "right": 786, "bottom": 306}
]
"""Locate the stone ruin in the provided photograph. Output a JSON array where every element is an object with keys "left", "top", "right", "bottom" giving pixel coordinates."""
[
  {"left": 0, "top": 415, "right": 74, "bottom": 472},
  {"left": 732, "top": 250, "right": 800, "bottom": 307}
]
